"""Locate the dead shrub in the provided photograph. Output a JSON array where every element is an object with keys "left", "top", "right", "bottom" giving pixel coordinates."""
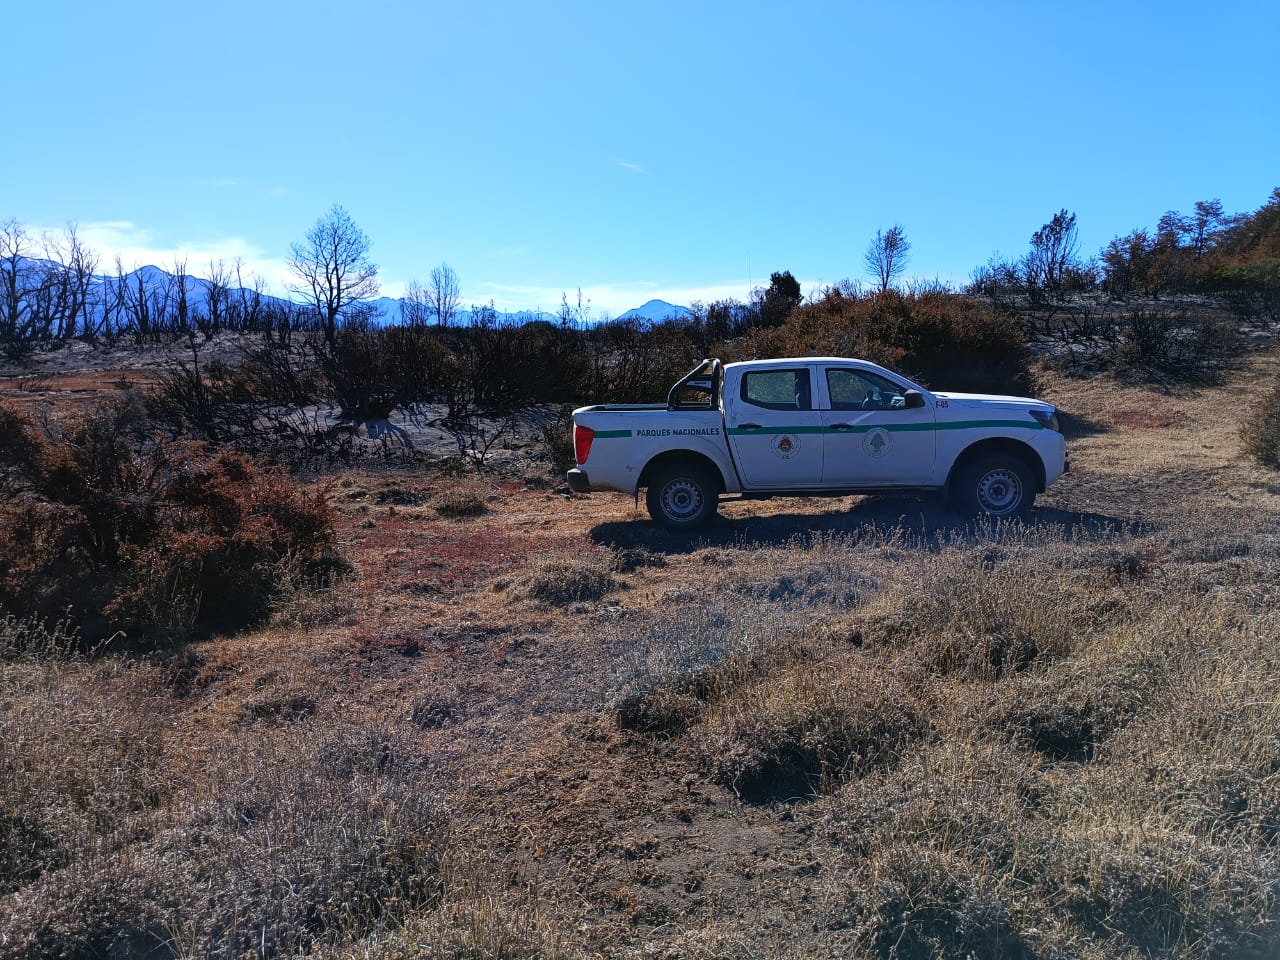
[
  {"left": 431, "top": 479, "right": 491, "bottom": 518},
  {"left": 849, "top": 843, "right": 1031, "bottom": 960},
  {"left": 540, "top": 403, "right": 577, "bottom": 478},
  {"left": 518, "top": 554, "right": 618, "bottom": 607},
  {"left": 1113, "top": 308, "right": 1238, "bottom": 381},
  {"left": 148, "top": 339, "right": 332, "bottom": 463},
  {"left": 0, "top": 719, "right": 448, "bottom": 960},
  {"left": 610, "top": 604, "right": 796, "bottom": 737},
  {"left": 1240, "top": 378, "right": 1280, "bottom": 468},
  {"left": 1000, "top": 650, "right": 1157, "bottom": 762},
  {"left": 0, "top": 612, "right": 81, "bottom": 661},
  {"left": 1041, "top": 829, "right": 1276, "bottom": 958},
  {"left": 0, "top": 399, "right": 339, "bottom": 643},
  {"left": 697, "top": 660, "right": 927, "bottom": 801},
  {"left": 869, "top": 547, "right": 1095, "bottom": 679}
]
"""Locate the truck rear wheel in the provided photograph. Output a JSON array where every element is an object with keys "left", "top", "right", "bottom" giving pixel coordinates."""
[
  {"left": 953, "top": 454, "right": 1035, "bottom": 519},
  {"left": 646, "top": 462, "right": 718, "bottom": 530}
]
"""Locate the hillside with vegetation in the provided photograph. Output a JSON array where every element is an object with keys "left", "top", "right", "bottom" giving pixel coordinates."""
[{"left": 2, "top": 189, "right": 1280, "bottom": 958}]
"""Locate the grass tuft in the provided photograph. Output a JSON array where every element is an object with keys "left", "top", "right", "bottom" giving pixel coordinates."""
[
  {"left": 1240, "top": 378, "right": 1280, "bottom": 467},
  {"left": 518, "top": 554, "right": 618, "bottom": 607}
]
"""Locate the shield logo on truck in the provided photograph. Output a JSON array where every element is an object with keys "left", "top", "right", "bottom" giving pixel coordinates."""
[
  {"left": 863, "top": 428, "right": 892, "bottom": 458},
  {"left": 772, "top": 434, "right": 801, "bottom": 459}
]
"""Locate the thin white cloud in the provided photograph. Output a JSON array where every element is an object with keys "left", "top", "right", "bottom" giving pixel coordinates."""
[
  {"left": 28, "top": 220, "right": 294, "bottom": 295},
  {"left": 616, "top": 160, "right": 646, "bottom": 174}
]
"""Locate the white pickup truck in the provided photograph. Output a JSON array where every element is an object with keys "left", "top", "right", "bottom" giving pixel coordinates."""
[{"left": 566, "top": 357, "right": 1068, "bottom": 529}]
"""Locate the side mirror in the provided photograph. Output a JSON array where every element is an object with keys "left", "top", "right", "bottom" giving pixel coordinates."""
[{"left": 903, "top": 390, "right": 925, "bottom": 409}]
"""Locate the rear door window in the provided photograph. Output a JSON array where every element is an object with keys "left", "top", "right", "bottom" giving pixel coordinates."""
[{"left": 741, "top": 369, "right": 811, "bottom": 410}]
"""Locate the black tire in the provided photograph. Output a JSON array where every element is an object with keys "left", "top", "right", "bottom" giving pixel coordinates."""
[
  {"left": 645, "top": 462, "right": 719, "bottom": 530},
  {"left": 953, "top": 454, "right": 1035, "bottom": 519}
]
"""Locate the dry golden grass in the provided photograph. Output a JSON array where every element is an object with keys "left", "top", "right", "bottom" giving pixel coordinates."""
[{"left": 4, "top": 347, "right": 1280, "bottom": 958}]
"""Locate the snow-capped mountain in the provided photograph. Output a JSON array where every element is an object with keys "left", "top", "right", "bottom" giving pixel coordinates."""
[{"left": 615, "top": 299, "right": 692, "bottom": 323}]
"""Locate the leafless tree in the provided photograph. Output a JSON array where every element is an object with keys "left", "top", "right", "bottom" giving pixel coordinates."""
[
  {"left": 58, "top": 225, "right": 98, "bottom": 339},
  {"left": 113, "top": 257, "right": 154, "bottom": 341},
  {"left": 288, "top": 204, "right": 378, "bottom": 344},
  {"left": 204, "top": 259, "right": 234, "bottom": 336},
  {"left": 864, "top": 225, "right": 911, "bottom": 292},
  {"left": 2, "top": 223, "right": 101, "bottom": 345},
  {"left": 0, "top": 219, "right": 34, "bottom": 344},
  {"left": 27, "top": 224, "right": 99, "bottom": 340},
  {"left": 99, "top": 259, "right": 127, "bottom": 338},
  {"left": 233, "top": 258, "right": 266, "bottom": 334},
  {"left": 170, "top": 257, "right": 192, "bottom": 333},
  {"left": 401, "top": 280, "right": 432, "bottom": 327},
  {"left": 428, "top": 262, "right": 460, "bottom": 327}
]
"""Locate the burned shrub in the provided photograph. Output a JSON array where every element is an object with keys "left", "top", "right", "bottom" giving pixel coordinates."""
[
  {"left": 1114, "top": 308, "right": 1238, "bottom": 381},
  {"left": 0, "top": 400, "right": 338, "bottom": 643}
]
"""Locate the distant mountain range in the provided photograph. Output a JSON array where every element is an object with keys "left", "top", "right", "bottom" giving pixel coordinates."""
[
  {"left": 7, "top": 257, "right": 692, "bottom": 327},
  {"left": 341, "top": 295, "right": 690, "bottom": 326}
]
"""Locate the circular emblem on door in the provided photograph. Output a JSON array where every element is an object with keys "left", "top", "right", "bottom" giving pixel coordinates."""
[
  {"left": 772, "top": 434, "right": 801, "bottom": 459},
  {"left": 862, "top": 428, "right": 892, "bottom": 458}
]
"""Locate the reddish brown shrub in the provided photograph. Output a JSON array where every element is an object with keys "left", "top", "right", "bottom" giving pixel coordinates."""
[{"left": 0, "top": 401, "right": 337, "bottom": 643}]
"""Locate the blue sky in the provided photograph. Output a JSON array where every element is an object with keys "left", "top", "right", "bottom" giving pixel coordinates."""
[{"left": 6, "top": 1, "right": 1278, "bottom": 317}]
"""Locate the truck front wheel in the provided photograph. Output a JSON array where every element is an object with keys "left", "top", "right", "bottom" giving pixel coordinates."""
[
  {"left": 953, "top": 455, "right": 1035, "bottom": 519},
  {"left": 645, "top": 462, "right": 719, "bottom": 530}
]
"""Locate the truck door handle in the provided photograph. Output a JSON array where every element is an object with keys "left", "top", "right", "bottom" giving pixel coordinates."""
[
  {"left": 830, "top": 423, "right": 853, "bottom": 431},
  {"left": 736, "top": 423, "right": 762, "bottom": 430}
]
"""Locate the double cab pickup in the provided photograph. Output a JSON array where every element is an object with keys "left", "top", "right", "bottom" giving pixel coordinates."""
[{"left": 566, "top": 357, "right": 1068, "bottom": 529}]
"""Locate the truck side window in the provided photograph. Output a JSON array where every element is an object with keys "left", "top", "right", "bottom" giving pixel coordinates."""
[
  {"left": 827, "top": 369, "right": 909, "bottom": 411},
  {"left": 741, "top": 370, "right": 811, "bottom": 410}
]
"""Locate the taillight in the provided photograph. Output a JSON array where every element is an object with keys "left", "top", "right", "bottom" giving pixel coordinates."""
[{"left": 574, "top": 424, "right": 595, "bottom": 464}]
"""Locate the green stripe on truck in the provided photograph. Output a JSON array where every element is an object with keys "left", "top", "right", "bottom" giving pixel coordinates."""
[
  {"left": 725, "top": 419, "right": 1043, "bottom": 436},
  {"left": 593, "top": 420, "right": 1044, "bottom": 440}
]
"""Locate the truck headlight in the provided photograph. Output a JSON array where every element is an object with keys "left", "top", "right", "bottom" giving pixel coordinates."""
[{"left": 1029, "top": 408, "right": 1060, "bottom": 432}]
